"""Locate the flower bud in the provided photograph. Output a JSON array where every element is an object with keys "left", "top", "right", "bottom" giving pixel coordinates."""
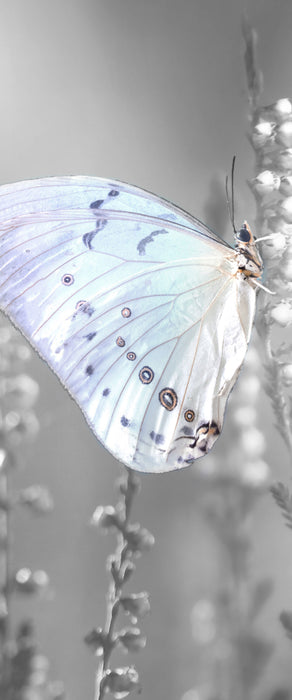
[
  {"left": 91, "top": 505, "right": 123, "bottom": 531},
  {"left": 120, "top": 592, "right": 150, "bottom": 621},
  {"left": 282, "top": 261, "right": 292, "bottom": 281},
  {"left": 19, "top": 485, "right": 54, "bottom": 514},
  {"left": 270, "top": 301, "right": 292, "bottom": 326},
  {"left": 118, "top": 627, "right": 146, "bottom": 652},
  {"left": 261, "top": 98, "right": 292, "bottom": 122},
  {"left": 261, "top": 232, "right": 286, "bottom": 258},
  {"left": 251, "top": 121, "right": 274, "bottom": 148},
  {"left": 125, "top": 524, "right": 155, "bottom": 553},
  {"left": 250, "top": 170, "right": 280, "bottom": 195},
  {"left": 279, "top": 196, "right": 292, "bottom": 223},
  {"left": 102, "top": 666, "right": 140, "bottom": 698},
  {"left": 276, "top": 120, "right": 292, "bottom": 147},
  {"left": 281, "top": 363, "right": 292, "bottom": 386},
  {"left": 277, "top": 149, "right": 292, "bottom": 169},
  {"left": 280, "top": 175, "right": 292, "bottom": 195},
  {"left": 84, "top": 627, "right": 110, "bottom": 656}
]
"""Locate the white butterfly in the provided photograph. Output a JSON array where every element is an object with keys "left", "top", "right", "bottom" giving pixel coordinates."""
[{"left": 0, "top": 176, "right": 263, "bottom": 472}]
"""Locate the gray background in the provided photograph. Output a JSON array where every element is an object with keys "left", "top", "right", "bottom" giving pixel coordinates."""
[{"left": 1, "top": 1, "right": 292, "bottom": 699}]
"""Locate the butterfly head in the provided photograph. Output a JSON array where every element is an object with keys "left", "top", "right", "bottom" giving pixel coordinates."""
[{"left": 234, "top": 221, "right": 263, "bottom": 280}]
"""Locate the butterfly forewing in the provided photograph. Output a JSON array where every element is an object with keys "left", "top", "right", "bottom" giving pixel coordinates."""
[{"left": 0, "top": 176, "right": 255, "bottom": 472}]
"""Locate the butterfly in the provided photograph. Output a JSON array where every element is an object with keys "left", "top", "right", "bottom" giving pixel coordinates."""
[{"left": 0, "top": 175, "right": 263, "bottom": 472}]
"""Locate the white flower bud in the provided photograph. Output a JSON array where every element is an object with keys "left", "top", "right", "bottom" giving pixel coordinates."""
[
  {"left": 283, "top": 260, "right": 292, "bottom": 280},
  {"left": 270, "top": 301, "right": 292, "bottom": 326},
  {"left": 251, "top": 170, "right": 280, "bottom": 195},
  {"left": 276, "top": 121, "right": 292, "bottom": 147},
  {"left": 279, "top": 197, "right": 292, "bottom": 223},
  {"left": 261, "top": 232, "right": 286, "bottom": 258},
  {"left": 280, "top": 175, "right": 292, "bottom": 195},
  {"left": 281, "top": 363, "right": 292, "bottom": 386},
  {"left": 277, "top": 149, "right": 292, "bottom": 169},
  {"left": 267, "top": 98, "right": 292, "bottom": 121},
  {"left": 252, "top": 121, "right": 274, "bottom": 148}
]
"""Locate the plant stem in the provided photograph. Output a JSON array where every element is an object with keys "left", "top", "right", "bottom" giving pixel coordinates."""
[{"left": 94, "top": 468, "right": 137, "bottom": 700}]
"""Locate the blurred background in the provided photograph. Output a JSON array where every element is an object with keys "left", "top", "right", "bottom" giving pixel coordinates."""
[{"left": 0, "top": 1, "right": 292, "bottom": 699}]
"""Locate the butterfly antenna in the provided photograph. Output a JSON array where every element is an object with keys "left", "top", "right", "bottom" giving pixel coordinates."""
[{"left": 226, "top": 156, "right": 237, "bottom": 234}]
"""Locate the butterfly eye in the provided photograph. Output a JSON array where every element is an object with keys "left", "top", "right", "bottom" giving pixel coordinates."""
[
  {"left": 237, "top": 226, "right": 251, "bottom": 243},
  {"left": 62, "top": 273, "right": 74, "bottom": 286}
]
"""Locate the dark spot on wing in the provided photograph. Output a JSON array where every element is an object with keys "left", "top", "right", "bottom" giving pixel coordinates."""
[
  {"left": 83, "top": 218, "right": 107, "bottom": 249},
  {"left": 75, "top": 301, "right": 95, "bottom": 317},
  {"left": 181, "top": 426, "right": 194, "bottom": 436},
  {"left": 210, "top": 421, "right": 220, "bottom": 435},
  {"left": 150, "top": 431, "right": 165, "bottom": 445},
  {"left": 85, "top": 331, "right": 97, "bottom": 341},
  {"left": 86, "top": 364, "right": 94, "bottom": 376},
  {"left": 90, "top": 199, "right": 104, "bottom": 209},
  {"left": 83, "top": 304, "right": 95, "bottom": 317},
  {"left": 137, "top": 228, "right": 168, "bottom": 256},
  {"left": 188, "top": 421, "right": 220, "bottom": 451},
  {"left": 103, "top": 388, "right": 110, "bottom": 396},
  {"left": 109, "top": 189, "right": 119, "bottom": 197},
  {"left": 121, "top": 416, "right": 130, "bottom": 427}
]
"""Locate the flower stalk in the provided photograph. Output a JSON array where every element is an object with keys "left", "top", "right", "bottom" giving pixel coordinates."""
[
  {"left": 86, "top": 468, "right": 152, "bottom": 700},
  {"left": 243, "top": 17, "right": 292, "bottom": 460},
  {"left": 0, "top": 314, "right": 64, "bottom": 700}
]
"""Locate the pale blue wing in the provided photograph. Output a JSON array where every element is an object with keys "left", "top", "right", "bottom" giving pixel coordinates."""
[{"left": 0, "top": 176, "right": 255, "bottom": 472}]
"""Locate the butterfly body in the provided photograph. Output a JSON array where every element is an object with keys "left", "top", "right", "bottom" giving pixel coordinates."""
[{"left": 0, "top": 176, "right": 262, "bottom": 472}]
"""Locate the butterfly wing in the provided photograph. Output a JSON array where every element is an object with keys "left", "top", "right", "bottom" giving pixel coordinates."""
[{"left": 0, "top": 176, "right": 256, "bottom": 472}]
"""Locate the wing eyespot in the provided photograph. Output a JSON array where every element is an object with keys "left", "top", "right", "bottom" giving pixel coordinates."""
[
  {"left": 116, "top": 336, "right": 126, "bottom": 347},
  {"left": 62, "top": 273, "right": 74, "bottom": 286},
  {"left": 121, "top": 307, "right": 131, "bottom": 318},
  {"left": 184, "top": 409, "right": 195, "bottom": 422},
  {"left": 139, "top": 366, "right": 154, "bottom": 384},
  {"left": 159, "top": 388, "right": 177, "bottom": 411},
  {"left": 126, "top": 351, "right": 136, "bottom": 361}
]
